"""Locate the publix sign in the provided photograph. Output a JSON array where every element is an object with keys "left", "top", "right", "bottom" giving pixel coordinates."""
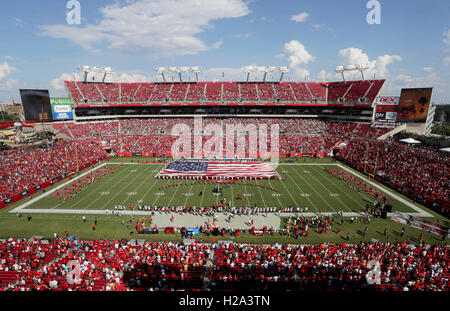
[{"left": 50, "top": 97, "right": 73, "bottom": 120}]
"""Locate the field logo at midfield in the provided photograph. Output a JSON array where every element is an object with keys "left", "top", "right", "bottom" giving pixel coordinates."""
[{"left": 171, "top": 116, "right": 280, "bottom": 169}]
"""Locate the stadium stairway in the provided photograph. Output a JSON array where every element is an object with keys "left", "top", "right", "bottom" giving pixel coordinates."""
[{"left": 377, "top": 123, "right": 407, "bottom": 141}]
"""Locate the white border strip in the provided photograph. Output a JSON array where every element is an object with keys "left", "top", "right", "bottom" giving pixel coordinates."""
[
  {"left": 9, "top": 163, "right": 107, "bottom": 213},
  {"left": 337, "top": 164, "right": 433, "bottom": 218}
]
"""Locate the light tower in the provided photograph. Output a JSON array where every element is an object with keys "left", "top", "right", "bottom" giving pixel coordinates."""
[
  {"left": 156, "top": 67, "right": 203, "bottom": 82},
  {"left": 335, "top": 64, "right": 370, "bottom": 82},
  {"left": 77, "top": 65, "right": 114, "bottom": 83},
  {"left": 243, "top": 66, "right": 289, "bottom": 82}
]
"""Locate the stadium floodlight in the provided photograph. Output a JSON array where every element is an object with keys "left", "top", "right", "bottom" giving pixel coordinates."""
[
  {"left": 335, "top": 63, "right": 370, "bottom": 82},
  {"left": 278, "top": 66, "right": 289, "bottom": 82},
  {"left": 156, "top": 66, "right": 203, "bottom": 82},
  {"left": 77, "top": 65, "right": 114, "bottom": 83},
  {"left": 243, "top": 66, "right": 289, "bottom": 82}
]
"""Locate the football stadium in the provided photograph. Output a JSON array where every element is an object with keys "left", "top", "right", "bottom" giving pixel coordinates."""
[{"left": 0, "top": 0, "right": 448, "bottom": 297}]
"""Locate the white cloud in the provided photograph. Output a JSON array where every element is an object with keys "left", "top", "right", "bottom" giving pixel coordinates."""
[
  {"left": 232, "top": 32, "right": 253, "bottom": 38},
  {"left": 202, "top": 67, "right": 247, "bottom": 81},
  {"left": 50, "top": 71, "right": 161, "bottom": 91},
  {"left": 338, "top": 47, "right": 401, "bottom": 78},
  {"left": 281, "top": 40, "right": 315, "bottom": 80},
  {"left": 338, "top": 47, "right": 373, "bottom": 67},
  {"left": 50, "top": 73, "right": 80, "bottom": 91},
  {"left": 109, "top": 72, "right": 159, "bottom": 83},
  {"left": 40, "top": 0, "right": 250, "bottom": 57},
  {"left": 317, "top": 70, "right": 333, "bottom": 81},
  {"left": 444, "top": 56, "right": 450, "bottom": 66},
  {"left": 284, "top": 40, "right": 315, "bottom": 68},
  {"left": 275, "top": 53, "right": 285, "bottom": 59},
  {"left": 443, "top": 29, "right": 450, "bottom": 45},
  {"left": 423, "top": 67, "right": 433, "bottom": 72},
  {"left": 0, "top": 79, "right": 20, "bottom": 91},
  {"left": 311, "top": 24, "right": 324, "bottom": 29},
  {"left": 374, "top": 54, "right": 402, "bottom": 77},
  {"left": 293, "top": 67, "right": 310, "bottom": 80},
  {"left": 290, "top": 12, "right": 309, "bottom": 23},
  {"left": 0, "top": 62, "right": 18, "bottom": 81},
  {"left": 380, "top": 71, "right": 449, "bottom": 103}
]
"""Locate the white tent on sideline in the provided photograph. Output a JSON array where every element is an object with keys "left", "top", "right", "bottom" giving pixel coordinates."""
[
  {"left": 439, "top": 147, "right": 450, "bottom": 153},
  {"left": 399, "top": 138, "right": 421, "bottom": 144}
]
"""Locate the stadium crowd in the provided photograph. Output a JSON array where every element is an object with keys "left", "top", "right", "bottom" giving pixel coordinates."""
[
  {"left": 337, "top": 138, "right": 449, "bottom": 217},
  {"left": 0, "top": 238, "right": 448, "bottom": 291},
  {"left": 0, "top": 139, "right": 106, "bottom": 201},
  {"left": 1, "top": 117, "right": 447, "bottom": 220},
  {"left": 64, "top": 80, "right": 385, "bottom": 105}
]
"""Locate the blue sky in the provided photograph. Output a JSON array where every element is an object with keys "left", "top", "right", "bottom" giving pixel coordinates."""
[{"left": 0, "top": 0, "right": 449, "bottom": 103}]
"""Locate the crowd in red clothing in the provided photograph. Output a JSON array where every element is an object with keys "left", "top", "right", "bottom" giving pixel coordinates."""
[
  {"left": 0, "top": 238, "right": 447, "bottom": 291},
  {"left": 337, "top": 138, "right": 449, "bottom": 217},
  {"left": 64, "top": 80, "right": 384, "bottom": 105},
  {"left": 0, "top": 139, "right": 106, "bottom": 201}
]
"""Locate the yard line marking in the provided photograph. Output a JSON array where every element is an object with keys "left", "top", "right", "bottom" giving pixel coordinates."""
[
  {"left": 231, "top": 181, "right": 234, "bottom": 207},
  {"left": 118, "top": 165, "right": 157, "bottom": 207},
  {"left": 310, "top": 166, "right": 376, "bottom": 211},
  {"left": 288, "top": 164, "right": 337, "bottom": 213},
  {"left": 337, "top": 164, "right": 433, "bottom": 217},
  {"left": 63, "top": 164, "right": 131, "bottom": 210},
  {"left": 151, "top": 179, "right": 173, "bottom": 206},
  {"left": 303, "top": 166, "right": 355, "bottom": 213},
  {"left": 199, "top": 182, "right": 207, "bottom": 208},
  {"left": 10, "top": 163, "right": 107, "bottom": 213},
  {"left": 255, "top": 181, "right": 268, "bottom": 209},
  {"left": 242, "top": 183, "right": 252, "bottom": 207},
  {"left": 137, "top": 164, "right": 166, "bottom": 204},
  {"left": 277, "top": 175, "right": 301, "bottom": 208},
  {"left": 166, "top": 180, "right": 183, "bottom": 207},
  {"left": 283, "top": 166, "right": 318, "bottom": 213},
  {"left": 87, "top": 165, "right": 150, "bottom": 210},
  {"left": 267, "top": 179, "right": 283, "bottom": 208},
  {"left": 182, "top": 183, "right": 194, "bottom": 208}
]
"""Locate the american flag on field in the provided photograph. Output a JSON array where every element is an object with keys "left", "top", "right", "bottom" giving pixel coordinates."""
[{"left": 155, "top": 161, "right": 280, "bottom": 179}]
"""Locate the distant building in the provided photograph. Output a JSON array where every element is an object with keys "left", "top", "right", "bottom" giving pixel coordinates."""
[{"left": 6, "top": 103, "right": 24, "bottom": 115}]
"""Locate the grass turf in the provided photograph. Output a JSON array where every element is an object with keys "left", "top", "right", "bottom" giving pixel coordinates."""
[{"left": 0, "top": 156, "right": 447, "bottom": 244}]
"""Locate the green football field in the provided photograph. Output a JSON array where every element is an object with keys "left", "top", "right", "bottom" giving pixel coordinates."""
[
  {"left": 0, "top": 157, "right": 447, "bottom": 244},
  {"left": 11, "top": 161, "right": 421, "bottom": 214}
]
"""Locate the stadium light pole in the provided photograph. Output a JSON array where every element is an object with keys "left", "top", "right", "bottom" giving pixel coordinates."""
[
  {"left": 335, "top": 64, "right": 370, "bottom": 82},
  {"left": 156, "top": 67, "right": 203, "bottom": 83},
  {"left": 244, "top": 66, "right": 288, "bottom": 82},
  {"left": 102, "top": 67, "right": 114, "bottom": 83},
  {"left": 279, "top": 66, "right": 289, "bottom": 82},
  {"left": 77, "top": 65, "right": 114, "bottom": 83}
]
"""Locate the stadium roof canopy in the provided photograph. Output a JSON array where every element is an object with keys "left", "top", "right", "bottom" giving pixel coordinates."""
[{"left": 439, "top": 147, "right": 450, "bottom": 153}]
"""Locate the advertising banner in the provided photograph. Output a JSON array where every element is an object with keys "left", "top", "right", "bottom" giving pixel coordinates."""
[
  {"left": 50, "top": 97, "right": 73, "bottom": 120},
  {"left": 377, "top": 96, "right": 399, "bottom": 105}
]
